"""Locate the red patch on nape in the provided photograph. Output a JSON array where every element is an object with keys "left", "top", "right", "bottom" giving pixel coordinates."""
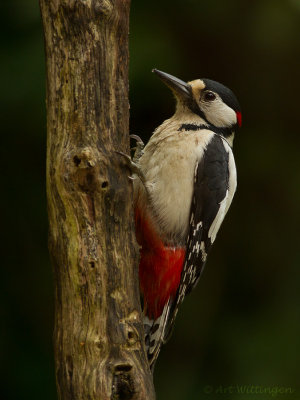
[
  {"left": 236, "top": 111, "right": 242, "bottom": 128},
  {"left": 135, "top": 207, "right": 186, "bottom": 319}
]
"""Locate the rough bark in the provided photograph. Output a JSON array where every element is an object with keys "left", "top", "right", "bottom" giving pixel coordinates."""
[{"left": 39, "top": 1, "right": 155, "bottom": 399}]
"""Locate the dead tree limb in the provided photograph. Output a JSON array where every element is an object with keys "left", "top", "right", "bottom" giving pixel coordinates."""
[{"left": 39, "top": 1, "right": 155, "bottom": 399}]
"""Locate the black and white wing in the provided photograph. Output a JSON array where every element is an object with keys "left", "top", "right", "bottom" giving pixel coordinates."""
[{"left": 164, "top": 134, "right": 237, "bottom": 340}]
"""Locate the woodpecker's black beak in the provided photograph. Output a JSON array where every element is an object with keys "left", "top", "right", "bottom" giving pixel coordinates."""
[{"left": 152, "top": 69, "right": 190, "bottom": 99}]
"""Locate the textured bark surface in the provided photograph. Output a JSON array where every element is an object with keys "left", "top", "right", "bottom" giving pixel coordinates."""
[{"left": 39, "top": 1, "right": 155, "bottom": 399}]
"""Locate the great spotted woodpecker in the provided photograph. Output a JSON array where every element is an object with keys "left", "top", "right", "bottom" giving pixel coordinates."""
[{"left": 129, "top": 69, "right": 241, "bottom": 369}]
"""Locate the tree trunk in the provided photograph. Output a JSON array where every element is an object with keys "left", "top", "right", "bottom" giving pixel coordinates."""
[{"left": 39, "top": 1, "right": 155, "bottom": 399}]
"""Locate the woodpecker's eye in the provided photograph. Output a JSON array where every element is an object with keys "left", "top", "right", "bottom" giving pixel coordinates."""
[{"left": 203, "top": 91, "right": 216, "bottom": 102}]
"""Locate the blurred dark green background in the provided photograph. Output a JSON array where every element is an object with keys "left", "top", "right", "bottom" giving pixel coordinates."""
[{"left": 1, "top": 1, "right": 300, "bottom": 399}]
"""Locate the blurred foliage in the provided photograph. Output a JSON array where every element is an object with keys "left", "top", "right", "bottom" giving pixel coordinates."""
[{"left": 1, "top": 0, "right": 300, "bottom": 399}]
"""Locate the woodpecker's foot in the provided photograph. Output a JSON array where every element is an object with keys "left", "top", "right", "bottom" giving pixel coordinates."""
[
  {"left": 116, "top": 150, "right": 146, "bottom": 185},
  {"left": 130, "top": 134, "right": 145, "bottom": 163}
]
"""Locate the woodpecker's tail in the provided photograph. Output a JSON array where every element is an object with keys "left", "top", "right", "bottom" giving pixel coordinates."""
[{"left": 143, "top": 299, "right": 172, "bottom": 371}]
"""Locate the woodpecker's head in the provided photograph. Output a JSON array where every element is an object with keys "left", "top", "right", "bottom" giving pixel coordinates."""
[{"left": 153, "top": 69, "right": 242, "bottom": 140}]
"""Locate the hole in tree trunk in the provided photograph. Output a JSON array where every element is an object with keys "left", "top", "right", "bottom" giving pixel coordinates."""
[
  {"left": 73, "top": 155, "right": 81, "bottom": 166},
  {"left": 112, "top": 364, "right": 134, "bottom": 400},
  {"left": 127, "top": 331, "right": 134, "bottom": 340},
  {"left": 115, "top": 364, "right": 132, "bottom": 373}
]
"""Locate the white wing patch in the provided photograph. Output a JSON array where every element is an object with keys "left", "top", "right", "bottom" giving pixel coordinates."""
[{"left": 208, "top": 139, "right": 237, "bottom": 243}]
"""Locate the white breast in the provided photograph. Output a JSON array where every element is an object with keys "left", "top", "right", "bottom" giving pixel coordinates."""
[{"left": 135, "top": 125, "right": 215, "bottom": 244}]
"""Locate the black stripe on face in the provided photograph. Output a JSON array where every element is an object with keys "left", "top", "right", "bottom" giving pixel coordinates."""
[
  {"left": 178, "top": 123, "right": 208, "bottom": 131},
  {"left": 178, "top": 123, "right": 234, "bottom": 139}
]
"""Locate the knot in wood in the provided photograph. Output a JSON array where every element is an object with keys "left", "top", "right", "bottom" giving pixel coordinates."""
[
  {"left": 94, "top": 0, "right": 113, "bottom": 17},
  {"left": 69, "top": 148, "right": 101, "bottom": 193},
  {"left": 119, "top": 314, "right": 141, "bottom": 350},
  {"left": 72, "top": 148, "right": 96, "bottom": 169}
]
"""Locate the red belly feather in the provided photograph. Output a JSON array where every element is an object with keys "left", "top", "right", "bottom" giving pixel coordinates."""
[{"left": 135, "top": 207, "right": 185, "bottom": 319}]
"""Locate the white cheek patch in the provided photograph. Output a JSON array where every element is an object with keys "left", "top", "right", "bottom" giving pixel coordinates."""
[{"left": 200, "top": 97, "right": 237, "bottom": 128}]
